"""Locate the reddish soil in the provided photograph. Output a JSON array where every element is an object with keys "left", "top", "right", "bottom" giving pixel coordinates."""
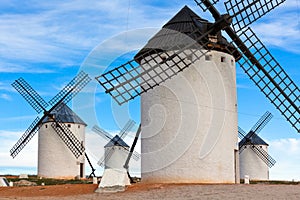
[
  {"left": 1, "top": 183, "right": 300, "bottom": 200},
  {"left": 0, "top": 184, "right": 98, "bottom": 197}
]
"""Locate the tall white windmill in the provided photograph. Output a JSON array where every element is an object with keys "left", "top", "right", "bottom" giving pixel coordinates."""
[{"left": 96, "top": 0, "right": 298, "bottom": 184}]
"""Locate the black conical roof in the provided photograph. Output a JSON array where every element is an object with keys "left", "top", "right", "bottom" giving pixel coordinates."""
[
  {"left": 104, "top": 135, "right": 129, "bottom": 148},
  {"left": 134, "top": 5, "right": 239, "bottom": 62},
  {"left": 42, "top": 103, "right": 86, "bottom": 126},
  {"left": 239, "top": 131, "right": 269, "bottom": 147}
]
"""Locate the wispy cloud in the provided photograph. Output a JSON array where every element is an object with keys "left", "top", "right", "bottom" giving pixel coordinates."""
[
  {"left": 0, "top": 130, "right": 38, "bottom": 167},
  {"left": 0, "top": 0, "right": 180, "bottom": 74},
  {"left": 269, "top": 138, "right": 300, "bottom": 181},
  {"left": 0, "top": 93, "right": 11, "bottom": 101},
  {"left": 251, "top": 0, "right": 300, "bottom": 53}
]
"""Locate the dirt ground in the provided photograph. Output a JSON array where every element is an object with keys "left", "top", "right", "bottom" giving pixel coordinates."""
[{"left": 1, "top": 183, "right": 300, "bottom": 200}]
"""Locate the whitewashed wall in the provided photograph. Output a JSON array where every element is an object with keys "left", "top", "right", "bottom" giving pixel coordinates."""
[
  {"left": 141, "top": 50, "right": 238, "bottom": 183},
  {"left": 38, "top": 122, "right": 85, "bottom": 179},
  {"left": 240, "top": 145, "right": 269, "bottom": 180},
  {"left": 104, "top": 146, "right": 129, "bottom": 170}
]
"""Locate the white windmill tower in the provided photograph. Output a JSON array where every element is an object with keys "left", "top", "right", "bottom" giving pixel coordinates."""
[
  {"left": 96, "top": 0, "right": 297, "bottom": 184},
  {"left": 10, "top": 71, "right": 96, "bottom": 179},
  {"left": 38, "top": 103, "right": 87, "bottom": 179},
  {"left": 93, "top": 121, "right": 141, "bottom": 192},
  {"left": 239, "top": 111, "right": 276, "bottom": 181}
]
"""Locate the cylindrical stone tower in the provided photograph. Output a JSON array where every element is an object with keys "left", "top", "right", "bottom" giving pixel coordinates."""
[
  {"left": 38, "top": 103, "right": 86, "bottom": 179},
  {"left": 136, "top": 6, "right": 240, "bottom": 183}
]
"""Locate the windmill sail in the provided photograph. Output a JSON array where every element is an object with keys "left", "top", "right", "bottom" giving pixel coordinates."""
[
  {"left": 92, "top": 125, "right": 113, "bottom": 140},
  {"left": 194, "top": 0, "right": 298, "bottom": 133},
  {"left": 251, "top": 145, "right": 276, "bottom": 167},
  {"left": 224, "top": 0, "right": 286, "bottom": 32},
  {"left": 10, "top": 117, "right": 41, "bottom": 158},
  {"left": 250, "top": 111, "right": 273, "bottom": 134},
  {"left": 49, "top": 71, "right": 91, "bottom": 110},
  {"left": 51, "top": 115, "right": 85, "bottom": 159},
  {"left": 194, "top": 0, "right": 219, "bottom": 12},
  {"left": 233, "top": 28, "right": 299, "bottom": 132},
  {"left": 12, "top": 78, "right": 48, "bottom": 114}
]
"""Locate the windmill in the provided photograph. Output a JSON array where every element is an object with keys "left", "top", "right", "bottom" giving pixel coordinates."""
[
  {"left": 93, "top": 122, "right": 142, "bottom": 192},
  {"left": 239, "top": 111, "right": 276, "bottom": 181},
  {"left": 92, "top": 119, "right": 140, "bottom": 169},
  {"left": 95, "top": 0, "right": 299, "bottom": 183},
  {"left": 10, "top": 71, "right": 96, "bottom": 178}
]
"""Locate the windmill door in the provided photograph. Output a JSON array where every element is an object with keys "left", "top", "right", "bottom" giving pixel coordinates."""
[{"left": 80, "top": 163, "right": 84, "bottom": 178}]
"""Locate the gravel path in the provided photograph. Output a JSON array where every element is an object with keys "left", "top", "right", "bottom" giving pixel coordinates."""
[{"left": 1, "top": 183, "right": 300, "bottom": 200}]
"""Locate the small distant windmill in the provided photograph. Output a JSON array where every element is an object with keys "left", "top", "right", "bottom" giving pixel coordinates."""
[
  {"left": 10, "top": 71, "right": 96, "bottom": 178},
  {"left": 93, "top": 121, "right": 141, "bottom": 192},
  {"left": 92, "top": 120, "right": 140, "bottom": 169},
  {"left": 239, "top": 111, "right": 276, "bottom": 181}
]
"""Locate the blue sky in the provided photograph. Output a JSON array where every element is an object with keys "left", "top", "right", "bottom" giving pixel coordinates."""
[{"left": 0, "top": 0, "right": 299, "bottom": 180}]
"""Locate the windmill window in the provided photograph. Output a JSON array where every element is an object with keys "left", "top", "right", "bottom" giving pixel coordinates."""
[
  {"left": 78, "top": 125, "right": 80, "bottom": 129},
  {"left": 68, "top": 124, "right": 71, "bottom": 128},
  {"left": 231, "top": 59, "right": 234, "bottom": 66},
  {"left": 221, "top": 56, "right": 226, "bottom": 63},
  {"left": 205, "top": 55, "right": 212, "bottom": 61},
  {"left": 45, "top": 125, "right": 48, "bottom": 128}
]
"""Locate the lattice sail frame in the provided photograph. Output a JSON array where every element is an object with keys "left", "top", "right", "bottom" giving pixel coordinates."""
[
  {"left": 251, "top": 111, "right": 273, "bottom": 134},
  {"left": 198, "top": 0, "right": 299, "bottom": 133},
  {"left": 96, "top": 15, "right": 235, "bottom": 105},
  {"left": 12, "top": 78, "right": 49, "bottom": 114},
  {"left": 231, "top": 28, "right": 300, "bottom": 132},
  {"left": 194, "top": 0, "right": 219, "bottom": 12},
  {"left": 51, "top": 116, "right": 85, "bottom": 159},
  {"left": 10, "top": 117, "right": 40, "bottom": 158},
  {"left": 224, "top": 0, "right": 286, "bottom": 32}
]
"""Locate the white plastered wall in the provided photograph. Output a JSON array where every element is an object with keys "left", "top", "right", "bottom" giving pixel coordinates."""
[
  {"left": 104, "top": 146, "right": 129, "bottom": 170},
  {"left": 38, "top": 122, "right": 85, "bottom": 179},
  {"left": 239, "top": 144, "right": 269, "bottom": 180},
  {"left": 141, "top": 49, "right": 238, "bottom": 183}
]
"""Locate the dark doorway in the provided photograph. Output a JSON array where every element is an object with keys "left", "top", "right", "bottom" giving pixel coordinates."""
[{"left": 80, "top": 163, "right": 84, "bottom": 178}]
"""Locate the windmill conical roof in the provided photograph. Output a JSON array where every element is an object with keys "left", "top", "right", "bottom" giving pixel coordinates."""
[
  {"left": 239, "top": 131, "right": 269, "bottom": 147},
  {"left": 104, "top": 135, "right": 129, "bottom": 148},
  {"left": 134, "top": 5, "right": 239, "bottom": 62},
  {"left": 42, "top": 103, "right": 86, "bottom": 126}
]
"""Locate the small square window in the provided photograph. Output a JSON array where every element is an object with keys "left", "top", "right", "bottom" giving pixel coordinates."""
[
  {"left": 68, "top": 124, "right": 71, "bottom": 128},
  {"left": 221, "top": 56, "right": 226, "bottom": 63},
  {"left": 205, "top": 55, "right": 212, "bottom": 61}
]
